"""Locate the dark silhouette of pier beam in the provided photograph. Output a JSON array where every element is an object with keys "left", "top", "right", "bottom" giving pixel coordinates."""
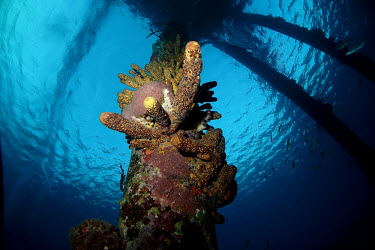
[
  {"left": 123, "top": 0, "right": 375, "bottom": 83},
  {"left": 213, "top": 41, "right": 375, "bottom": 184},
  {"left": 238, "top": 13, "right": 375, "bottom": 84},
  {"left": 122, "top": 0, "right": 375, "bottom": 183}
]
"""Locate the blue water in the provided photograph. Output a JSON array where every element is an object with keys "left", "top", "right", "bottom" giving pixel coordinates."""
[{"left": 1, "top": 0, "right": 375, "bottom": 249}]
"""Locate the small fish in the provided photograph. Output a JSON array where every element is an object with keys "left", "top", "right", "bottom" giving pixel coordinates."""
[
  {"left": 271, "top": 165, "right": 276, "bottom": 173},
  {"left": 346, "top": 40, "right": 365, "bottom": 55},
  {"left": 292, "top": 161, "right": 295, "bottom": 168},
  {"left": 305, "top": 127, "right": 309, "bottom": 135},
  {"left": 270, "top": 134, "right": 273, "bottom": 142},
  {"left": 285, "top": 159, "right": 289, "bottom": 165},
  {"left": 286, "top": 137, "right": 291, "bottom": 150},
  {"left": 119, "top": 164, "right": 126, "bottom": 192},
  {"left": 336, "top": 40, "right": 349, "bottom": 50},
  {"left": 278, "top": 124, "right": 283, "bottom": 132},
  {"left": 264, "top": 174, "right": 268, "bottom": 180}
]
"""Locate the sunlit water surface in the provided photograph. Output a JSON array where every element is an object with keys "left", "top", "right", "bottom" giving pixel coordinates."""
[{"left": 1, "top": 0, "right": 375, "bottom": 249}]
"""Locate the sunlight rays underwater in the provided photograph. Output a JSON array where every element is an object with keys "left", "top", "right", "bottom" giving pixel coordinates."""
[{"left": 1, "top": 0, "right": 375, "bottom": 249}]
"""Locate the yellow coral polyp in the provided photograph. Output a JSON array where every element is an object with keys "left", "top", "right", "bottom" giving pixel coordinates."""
[
  {"left": 144, "top": 122, "right": 155, "bottom": 128},
  {"left": 144, "top": 96, "right": 157, "bottom": 110}
]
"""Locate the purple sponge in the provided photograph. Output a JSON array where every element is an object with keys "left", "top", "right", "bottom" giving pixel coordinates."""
[{"left": 122, "top": 81, "right": 174, "bottom": 121}]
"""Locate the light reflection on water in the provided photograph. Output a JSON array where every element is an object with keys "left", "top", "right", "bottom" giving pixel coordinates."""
[{"left": 1, "top": 0, "right": 374, "bottom": 249}]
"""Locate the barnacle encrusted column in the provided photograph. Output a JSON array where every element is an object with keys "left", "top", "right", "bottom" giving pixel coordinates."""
[{"left": 71, "top": 39, "right": 237, "bottom": 249}]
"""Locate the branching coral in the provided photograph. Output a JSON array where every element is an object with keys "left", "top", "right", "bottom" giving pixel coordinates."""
[
  {"left": 99, "top": 39, "right": 236, "bottom": 211},
  {"left": 117, "top": 89, "right": 134, "bottom": 109},
  {"left": 93, "top": 39, "right": 237, "bottom": 249},
  {"left": 101, "top": 41, "right": 210, "bottom": 142},
  {"left": 117, "top": 35, "right": 184, "bottom": 94}
]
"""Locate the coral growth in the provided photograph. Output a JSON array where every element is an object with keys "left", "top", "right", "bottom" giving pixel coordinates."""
[
  {"left": 117, "top": 89, "right": 134, "bottom": 109},
  {"left": 169, "top": 41, "right": 203, "bottom": 132},
  {"left": 99, "top": 112, "right": 168, "bottom": 139},
  {"left": 144, "top": 143, "right": 204, "bottom": 214},
  {"left": 70, "top": 219, "right": 123, "bottom": 249},
  {"left": 115, "top": 148, "right": 219, "bottom": 249},
  {"left": 117, "top": 35, "right": 184, "bottom": 96},
  {"left": 90, "top": 39, "right": 237, "bottom": 249},
  {"left": 171, "top": 132, "right": 211, "bottom": 160},
  {"left": 100, "top": 42, "right": 207, "bottom": 138},
  {"left": 121, "top": 81, "right": 174, "bottom": 127}
]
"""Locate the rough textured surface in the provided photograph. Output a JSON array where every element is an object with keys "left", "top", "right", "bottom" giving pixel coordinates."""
[
  {"left": 169, "top": 41, "right": 203, "bottom": 133},
  {"left": 145, "top": 143, "right": 204, "bottom": 214},
  {"left": 117, "top": 147, "right": 219, "bottom": 249},
  {"left": 100, "top": 41, "right": 212, "bottom": 144},
  {"left": 118, "top": 35, "right": 184, "bottom": 94},
  {"left": 171, "top": 133, "right": 211, "bottom": 160},
  {"left": 122, "top": 81, "right": 174, "bottom": 121},
  {"left": 72, "top": 40, "right": 237, "bottom": 249},
  {"left": 117, "top": 89, "right": 135, "bottom": 108},
  {"left": 99, "top": 112, "right": 167, "bottom": 139},
  {"left": 70, "top": 219, "right": 123, "bottom": 249},
  {"left": 144, "top": 97, "right": 171, "bottom": 128}
]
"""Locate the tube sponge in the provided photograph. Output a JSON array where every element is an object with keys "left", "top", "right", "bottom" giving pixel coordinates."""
[{"left": 122, "top": 81, "right": 174, "bottom": 121}]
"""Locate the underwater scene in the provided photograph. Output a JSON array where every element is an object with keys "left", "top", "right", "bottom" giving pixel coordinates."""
[{"left": 1, "top": 0, "right": 375, "bottom": 249}]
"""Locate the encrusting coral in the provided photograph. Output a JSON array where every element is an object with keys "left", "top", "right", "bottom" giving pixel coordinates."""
[{"left": 71, "top": 37, "right": 237, "bottom": 249}]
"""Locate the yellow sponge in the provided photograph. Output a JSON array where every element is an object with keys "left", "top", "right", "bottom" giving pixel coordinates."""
[{"left": 144, "top": 96, "right": 157, "bottom": 110}]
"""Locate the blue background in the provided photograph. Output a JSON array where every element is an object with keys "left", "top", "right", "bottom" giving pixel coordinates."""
[{"left": 1, "top": 0, "right": 375, "bottom": 249}]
